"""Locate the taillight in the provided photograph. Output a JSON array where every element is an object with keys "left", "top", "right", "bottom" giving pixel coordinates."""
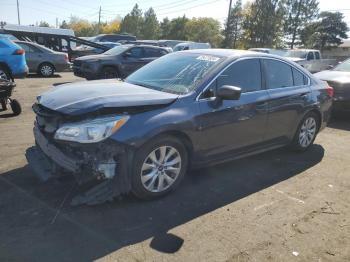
[
  {"left": 326, "top": 84, "right": 334, "bottom": 97},
  {"left": 64, "top": 54, "right": 68, "bottom": 61},
  {"left": 13, "top": 49, "right": 25, "bottom": 55}
]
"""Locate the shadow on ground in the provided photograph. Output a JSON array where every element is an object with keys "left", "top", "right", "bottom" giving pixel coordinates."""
[
  {"left": 328, "top": 113, "right": 350, "bottom": 131},
  {"left": 0, "top": 145, "right": 324, "bottom": 261},
  {"left": 27, "top": 74, "right": 62, "bottom": 79}
]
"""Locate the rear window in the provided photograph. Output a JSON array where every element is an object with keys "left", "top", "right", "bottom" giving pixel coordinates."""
[
  {"left": 292, "top": 68, "right": 306, "bottom": 86},
  {"left": 263, "top": 59, "right": 293, "bottom": 89}
]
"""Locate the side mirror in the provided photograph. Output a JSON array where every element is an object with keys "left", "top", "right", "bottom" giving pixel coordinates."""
[
  {"left": 217, "top": 85, "right": 241, "bottom": 100},
  {"left": 123, "top": 51, "right": 131, "bottom": 57},
  {"left": 326, "top": 65, "right": 334, "bottom": 70}
]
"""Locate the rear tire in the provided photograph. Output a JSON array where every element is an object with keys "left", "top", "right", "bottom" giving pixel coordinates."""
[
  {"left": 291, "top": 112, "right": 319, "bottom": 152},
  {"left": 100, "top": 66, "right": 118, "bottom": 79},
  {"left": 38, "top": 63, "right": 55, "bottom": 77},
  {"left": 10, "top": 99, "right": 21, "bottom": 116},
  {"left": 131, "top": 136, "right": 188, "bottom": 199}
]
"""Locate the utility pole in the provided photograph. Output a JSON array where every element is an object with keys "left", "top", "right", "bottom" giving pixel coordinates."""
[
  {"left": 56, "top": 18, "right": 58, "bottom": 28},
  {"left": 16, "top": 0, "right": 21, "bottom": 25},
  {"left": 98, "top": 6, "right": 101, "bottom": 33},
  {"left": 225, "top": 0, "right": 233, "bottom": 47}
]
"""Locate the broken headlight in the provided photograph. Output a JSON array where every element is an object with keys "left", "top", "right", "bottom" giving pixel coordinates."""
[{"left": 54, "top": 115, "right": 129, "bottom": 143}]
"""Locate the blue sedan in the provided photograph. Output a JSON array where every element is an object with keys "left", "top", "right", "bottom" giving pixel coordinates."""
[{"left": 27, "top": 49, "right": 333, "bottom": 205}]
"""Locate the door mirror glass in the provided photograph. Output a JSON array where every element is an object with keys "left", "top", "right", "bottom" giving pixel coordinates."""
[
  {"left": 123, "top": 51, "right": 132, "bottom": 57},
  {"left": 217, "top": 85, "right": 241, "bottom": 100}
]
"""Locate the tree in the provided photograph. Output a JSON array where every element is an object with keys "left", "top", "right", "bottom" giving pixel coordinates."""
[
  {"left": 140, "top": 8, "right": 159, "bottom": 39},
  {"left": 120, "top": 4, "right": 143, "bottom": 36},
  {"left": 301, "top": 11, "right": 349, "bottom": 50},
  {"left": 185, "top": 18, "right": 223, "bottom": 47},
  {"left": 159, "top": 17, "right": 171, "bottom": 39},
  {"left": 68, "top": 17, "right": 95, "bottom": 37},
  {"left": 101, "top": 19, "right": 121, "bottom": 34},
  {"left": 284, "top": 0, "right": 319, "bottom": 48},
  {"left": 60, "top": 20, "right": 69, "bottom": 29},
  {"left": 241, "top": 0, "right": 285, "bottom": 48},
  {"left": 39, "top": 21, "right": 50, "bottom": 27},
  {"left": 223, "top": 0, "right": 243, "bottom": 48},
  {"left": 168, "top": 16, "right": 189, "bottom": 40}
]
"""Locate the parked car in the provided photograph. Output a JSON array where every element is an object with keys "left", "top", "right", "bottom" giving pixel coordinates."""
[
  {"left": 89, "top": 34, "right": 136, "bottom": 43},
  {"left": 284, "top": 49, "right": 337, "bottom": 73},
  {"left": 0, "top": 38, "right": 28, "bottom": 80},
  {"left": 173, "top": 42, "right": 211, "bottom": 51},
  {"left": 248, "top": 48, "right": 287, "bottom": 56},
  {"left": 73, "top": 44, "right": 170, "bottom": 80},
  {"left": 27, "top": 49, "right": 333, "bottom": 205},
  {"left": 71, "top": 42, "right": 121, "bottom": 60},
  {"left": 314, "top": 58, "right": 350, "bottom": 113},
  {"left": 15, "top": 41, "right": 70, "bottom": 77},
  {"left": 158, "top": 40, "right": 192, "bottom": 49}
]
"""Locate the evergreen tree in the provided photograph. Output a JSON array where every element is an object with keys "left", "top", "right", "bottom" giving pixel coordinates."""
[
  {"left": 223, "top": 0, "right": 243, "bottom": 48},
  {"left": 284, "top": 0, "right": 319, "bottom": 48},
  {"left": 140, "top": 8, "right": 159, "bottom": 39},
  {"left": 120, "top": 4, "right": 143, "bottom": 36}
]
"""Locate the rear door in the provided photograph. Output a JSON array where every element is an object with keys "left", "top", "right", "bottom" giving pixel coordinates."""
[
  {"left": 20, "top": 43, "right": 44, "bottom": 72},
  {"left": 262, "top": 58, "right": 311, "bottom": 143},
  {"left": 197, "top": 58, "right": 270, "bottom": 159}
]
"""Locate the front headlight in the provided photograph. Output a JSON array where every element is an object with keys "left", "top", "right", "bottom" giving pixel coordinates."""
[{"left": 54, "top": 115, "right": 129, "bottom": 143}]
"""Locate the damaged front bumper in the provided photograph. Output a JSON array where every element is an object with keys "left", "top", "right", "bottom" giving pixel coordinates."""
[{"left": 25, "top": 125, "right": 133, "bottom": 205}]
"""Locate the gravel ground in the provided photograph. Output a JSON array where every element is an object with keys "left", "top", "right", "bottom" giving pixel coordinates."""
[{"left": 0, "top": 73, "right": 349, "bottom": 262}]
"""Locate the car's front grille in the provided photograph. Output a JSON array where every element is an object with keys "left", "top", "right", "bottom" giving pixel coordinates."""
[{"left": 73, "top": 60, "right": 82, "bottom": 67}]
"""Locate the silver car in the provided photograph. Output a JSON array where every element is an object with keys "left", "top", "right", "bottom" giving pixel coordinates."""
[{"left": 14, "top": 41, "right": 71, "bottom": 77}]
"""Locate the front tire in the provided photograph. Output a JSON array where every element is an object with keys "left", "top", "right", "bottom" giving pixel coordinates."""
[
  {"left": 131, "top": 136, "right": 188, "bottom": 199},
  {"left": 100, "top": 66, "right": 118, "bottom": 79},
  {"left": 10, "top": 99, "right": 21, "bottom": 116},
  {"left": 291, "top": 112, "right": 319, "bottom": 151},
  {"left": 0, "top": 66, "right": 11, "bottom": 81}
]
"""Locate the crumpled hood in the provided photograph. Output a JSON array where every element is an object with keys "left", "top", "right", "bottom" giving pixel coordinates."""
[
  {"left": 314, "top": 70, "right": 350, "bottom": 84},
  {"left": 285, "top": 57, "right": 306, "bottom": 63},
  {"left": 37, "top": 79, "right": 179, "bottom": 115}
]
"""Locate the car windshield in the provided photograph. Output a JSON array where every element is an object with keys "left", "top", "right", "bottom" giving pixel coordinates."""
[
  {"left": 333, "top": 59, "right": 350, "bottom": 72},
  {"left": 284, "top": 50, "right": 307, "bottom": 59},
  {"left": 125, "top": 52, "right": 222, "bottom": 95},
  {"left": 103, "top": 45, "right": 130, "bottom": 55}
]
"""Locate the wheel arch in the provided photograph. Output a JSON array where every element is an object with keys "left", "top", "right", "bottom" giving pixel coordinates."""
[
  {"left": 100, "top": 64, "right": 120, "bottom": 76},
  {"left": 305, "top": 108, "right": 322, "bottom": 131},
  {"left": 0, "top": 62, "right": 13, "bottom": 79},
  {"left": 138, "top": 130, "right": 194, "bottom": 160},
  {"left": 37, "top": 62, "right": 56, "bottom": 73}
]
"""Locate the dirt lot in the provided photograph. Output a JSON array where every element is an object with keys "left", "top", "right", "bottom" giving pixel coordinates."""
[{"left": 0, "top": 73, "right": 349, "bottom": 262}]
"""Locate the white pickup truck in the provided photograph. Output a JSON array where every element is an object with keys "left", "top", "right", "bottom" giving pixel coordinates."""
[{"left": 284, "top": 49, "right": 337, "bottom": 73}]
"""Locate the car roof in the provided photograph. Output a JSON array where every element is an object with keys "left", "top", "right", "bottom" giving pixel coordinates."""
[{"left": 182, "top": 48, "right": 263, "bottom": 57}]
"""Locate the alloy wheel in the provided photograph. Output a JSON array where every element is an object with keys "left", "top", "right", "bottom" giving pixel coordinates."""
[
  {"left": 299, "top": 117, "right": 317, "bottom": 148},
  {"left": 140, "top": 146, "right": 182, "bottom": 193},
  {"left": 40, "top": 65, "right": 53, "bottom": 76}
]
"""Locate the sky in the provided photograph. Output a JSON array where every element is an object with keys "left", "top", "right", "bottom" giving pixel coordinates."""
[{"left": 1, "top": 0, "right": 350, "bottom": 31}]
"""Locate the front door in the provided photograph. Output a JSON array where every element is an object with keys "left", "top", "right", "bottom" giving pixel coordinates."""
[
  {"left": 121, "top": 47, "right": 147, "bottom": 77},
  {"left": 196, "top": 58, "right": 269, "bottom": 160}
]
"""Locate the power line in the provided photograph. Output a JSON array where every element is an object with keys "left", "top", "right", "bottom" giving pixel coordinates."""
[{"left": 158, "top": 0, "right": 224, "bottom": 16}]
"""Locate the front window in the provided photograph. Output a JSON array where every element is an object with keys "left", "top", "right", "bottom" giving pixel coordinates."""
[
  {"left": 103, "top": 45, "right": 130, "bottom": 55},
  {"left": 284, "top": 50, "right": 308, "bottom": 59},
  {"left": 126, "top": 52, "right": 222, "bottom": 94},
  {"left": 333, "top": 59, "right": 350, "bottom": 72}
]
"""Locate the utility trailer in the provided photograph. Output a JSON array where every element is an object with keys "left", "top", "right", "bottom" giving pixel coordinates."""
[{"left": 0, "top": 24, "right": 109, "bottom": 61}]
